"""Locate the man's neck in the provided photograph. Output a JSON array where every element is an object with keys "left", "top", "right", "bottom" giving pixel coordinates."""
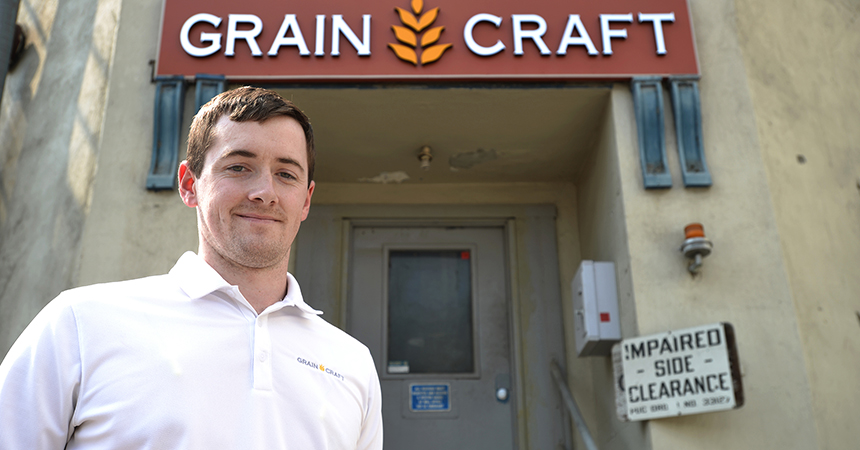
[{"left": 201, "top": 251, "right": 290, "bottom": 315}]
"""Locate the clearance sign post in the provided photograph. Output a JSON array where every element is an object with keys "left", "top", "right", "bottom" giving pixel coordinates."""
[
  {"left": 155, "top": 0, "right": 699, "bottom": 81},
  {"left": 612, "top": 323, "right": 744, "bottom": 421}
]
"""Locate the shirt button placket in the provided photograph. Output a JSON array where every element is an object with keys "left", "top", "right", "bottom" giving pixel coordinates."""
[{"left": 253, "top": 314, "right": 274, "bottom": 391}]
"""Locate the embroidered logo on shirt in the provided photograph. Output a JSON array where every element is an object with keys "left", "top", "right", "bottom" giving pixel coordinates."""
[{"left": 297, "top": 356, "right": 345, "bottom": 381}]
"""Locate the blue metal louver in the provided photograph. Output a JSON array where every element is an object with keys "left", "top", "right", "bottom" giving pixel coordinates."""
[
  {"left": 631, "top": 76, "right": 672, "bottom": 189},
  {"left": 146, "top": 76, "right": 185, "bottom": 191}
]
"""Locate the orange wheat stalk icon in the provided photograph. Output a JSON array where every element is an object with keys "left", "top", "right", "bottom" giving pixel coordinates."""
[{"left": 388, "top": 0, "right": 452, "bottom": 65}]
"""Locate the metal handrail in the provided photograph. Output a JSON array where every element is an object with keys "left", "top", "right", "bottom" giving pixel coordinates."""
[{"left": 550, "top": 360, "right": 599, "bottom": 450}]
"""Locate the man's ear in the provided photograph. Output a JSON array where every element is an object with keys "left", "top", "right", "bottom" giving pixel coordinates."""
[
  {"left": 300, "top": 180, "right": 315, "bottom": 221},
  {"left": 178, "top": 161, "right": 198, "bottom": 207}
]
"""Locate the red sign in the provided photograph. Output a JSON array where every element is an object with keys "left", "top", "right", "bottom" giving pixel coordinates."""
[{"left": 156, "top": 0, "right": 698, "bottom": 81}]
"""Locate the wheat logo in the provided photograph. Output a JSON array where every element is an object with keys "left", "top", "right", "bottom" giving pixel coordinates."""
[{"left": 388, "top": 0, "right": 452, "bottom": 65}]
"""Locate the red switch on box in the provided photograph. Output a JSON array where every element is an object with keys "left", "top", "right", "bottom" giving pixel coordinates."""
[{"left": 600, "top": 313, "right": 611, "bottom": 322}]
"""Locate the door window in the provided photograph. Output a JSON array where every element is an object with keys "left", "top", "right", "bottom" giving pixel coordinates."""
[{"left": 387, "top": 250, "right": 475, "bottom": 375}]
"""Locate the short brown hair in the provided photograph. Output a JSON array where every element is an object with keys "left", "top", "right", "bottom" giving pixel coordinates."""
[{"left": 186, "top": 86, "right": 315, "bottom": 184}]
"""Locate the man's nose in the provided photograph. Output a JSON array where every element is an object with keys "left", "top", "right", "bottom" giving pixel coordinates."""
[{"left": 248, "top": 173, "right": 278, "bottom": 204}]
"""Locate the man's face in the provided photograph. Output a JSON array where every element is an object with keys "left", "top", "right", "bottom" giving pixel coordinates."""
[{"left": 179, "top": 115, "right": 314, "bottom": 271}]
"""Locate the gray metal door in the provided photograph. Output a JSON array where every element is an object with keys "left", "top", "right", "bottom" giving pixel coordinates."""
[{"left": 348, "top": 226, "right": 516, "bottom": 450}]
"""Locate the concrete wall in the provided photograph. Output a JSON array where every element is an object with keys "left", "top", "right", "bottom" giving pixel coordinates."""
[
  {"left": 607, "top": 0, "right": 818, "bottom": 447},
  {"left": 76, "top": 0, "right": 197, "bottom": 288},
  {"left": 574, "top": 88, "right": 649, "bottom": 450},
  {"left": 735, "top": 0, "right": 860, "bottom": 448},
  {"left": 0, "top": 0, "right": 121, "bottom": 355}
]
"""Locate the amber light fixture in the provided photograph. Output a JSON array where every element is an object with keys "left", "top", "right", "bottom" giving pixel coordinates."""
[{"left": 680, "top": 223, "right": 713, "bottom": 274}]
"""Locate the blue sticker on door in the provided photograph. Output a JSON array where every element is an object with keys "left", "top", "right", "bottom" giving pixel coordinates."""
[{"left": 410, "top": 383, "right": 451, "bottom": 412}]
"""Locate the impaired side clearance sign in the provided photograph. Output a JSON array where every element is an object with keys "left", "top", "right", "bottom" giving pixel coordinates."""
[{"left": 612, "top": 323, "right": 743, "bottom": 421}]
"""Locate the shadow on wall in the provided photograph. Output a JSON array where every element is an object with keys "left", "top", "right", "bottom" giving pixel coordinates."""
[{"left": 0, "top": 0, "right": 109, "bottom": 357}]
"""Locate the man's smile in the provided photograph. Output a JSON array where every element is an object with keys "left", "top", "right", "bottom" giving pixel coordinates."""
[{"left": 236, "top": 213, "right": 281, "bottom": 223}]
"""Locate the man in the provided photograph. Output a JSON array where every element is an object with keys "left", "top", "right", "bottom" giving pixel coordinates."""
[{"left": 0, "top": 87, "right": 383, "bottom": 449}]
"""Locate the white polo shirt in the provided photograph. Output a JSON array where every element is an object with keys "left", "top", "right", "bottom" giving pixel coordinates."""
[{"left": 0, "top": 252, "right": 382, "bottom": 450}]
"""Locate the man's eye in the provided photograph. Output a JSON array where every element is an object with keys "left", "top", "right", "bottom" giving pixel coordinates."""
[
  {"left": 227, "top": 166, "right": 245, "bottom": 172},
  {"left": 278, "top": 172, "right": 296, "bottom": 180}
]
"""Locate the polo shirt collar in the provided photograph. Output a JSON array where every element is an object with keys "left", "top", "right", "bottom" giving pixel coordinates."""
[{"left": 169, "top": 252, "right": 322, "bottom": 316}]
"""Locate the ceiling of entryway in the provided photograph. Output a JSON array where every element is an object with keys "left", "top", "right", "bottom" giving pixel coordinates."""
[{"left": 269, "top": 85, "right": 611, "bottom": 184}]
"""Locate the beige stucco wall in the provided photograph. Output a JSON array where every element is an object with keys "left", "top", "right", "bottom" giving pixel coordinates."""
[
  {"left": 76, "top": 0, "right": 197, "bottom": 288},
  {"left": 735, "top": 0, "right": 860, "bottom": 448},
  {"left": 593, "top": 0, "right": 821, "bottom": 447},
  {"left": 598, "top": 0, "right": 822, "bottom": 447},
  {"left": 575, "top": 90, "right": 649, "bottom": 450},
  {"left": 0, "top": 0, "right": 121, "bottom": 355}
]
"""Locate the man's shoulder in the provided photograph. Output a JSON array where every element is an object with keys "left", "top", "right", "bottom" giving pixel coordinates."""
[
  {"left": 304, "top": 314, "right": 371, "bottom": 352},
  {"left": 56, "top": 273, "right": 182, "bottom": 310},
  {"left": 308, "top": 316, "right": 367, "bottom": 349},
  {"left": 8, "top": 274, "right": 184, "bottom": 358}
]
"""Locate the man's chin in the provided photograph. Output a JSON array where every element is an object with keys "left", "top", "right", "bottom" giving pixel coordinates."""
[{"left": 227, "top": 247, "right": 289, "bottom": 270}]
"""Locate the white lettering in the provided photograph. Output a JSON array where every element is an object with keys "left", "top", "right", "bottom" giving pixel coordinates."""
[
  {"left": 180, "top": 13, "right": 222, "bottom": 57},
  {"left": 226, "top": 14, "right": 263, "bottom": 56},
  {"left": 177, "top": 10, "right": 677, "bottom": 61},
  {"left": 331, "top": 14, "right": 371, "bottom": 56},
  {"left": 268, "top": 14, "right": 310, "bottom": 56},
  {"left": 315, "top": 15, "right": 326, "bottom": 56},
  {"left": 512, "top": 14, "right": 550, "bottom": 56},
  {"left": 600, "top": 13, "right": 633, "bottom": 55},
  {"left": 639, "top": 12, "right": 674, "bottom": 55},
  {"left": 464, "top": 14, "right": 505, "bottom": 56},
  {"left": 556, "top": 14, "right": 598, "bottom": 56}
]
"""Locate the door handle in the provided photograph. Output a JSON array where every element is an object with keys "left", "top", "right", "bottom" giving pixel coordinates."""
[
  {"left": 495, "top": 373, "right": 511, "bottom": 403},
  {"left": 496, "top": 387, "right": 509, "bottom": 401}
]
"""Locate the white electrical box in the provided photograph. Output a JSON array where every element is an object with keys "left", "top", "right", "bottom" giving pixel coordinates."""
[{"left": 572, "top": 260, "right": 621, "bottom": 357}]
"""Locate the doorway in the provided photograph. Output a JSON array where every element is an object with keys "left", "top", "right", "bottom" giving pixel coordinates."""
[
  {"left": 293, "top": 204, "right": 569, "bottom": 450},
  {"left": 348, "top": 226, "right": 516, "bottom": 449}
]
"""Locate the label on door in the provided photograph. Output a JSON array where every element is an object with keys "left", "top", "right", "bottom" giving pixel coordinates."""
[
  {"left": 410, "top": 383, "right": 451, "bottom": 412},
  {"left": 388, "top": 361, "right": 410, "bottom": 374}
]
